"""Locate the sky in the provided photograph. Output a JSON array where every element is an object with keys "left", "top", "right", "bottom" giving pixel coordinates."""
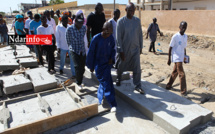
[{"left": 0, "top": 0, "right": 128, "bottom": 13}]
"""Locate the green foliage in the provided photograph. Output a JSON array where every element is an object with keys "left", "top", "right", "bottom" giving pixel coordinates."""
[
  {"left": 13, "top": 10, "right": 19, "bottom": 13},
  {"left": 0, "top": 12, "right": 5, "bottom": 16},
  {"left": 49, "top": 0, "right": 64, "bottom": 6}
]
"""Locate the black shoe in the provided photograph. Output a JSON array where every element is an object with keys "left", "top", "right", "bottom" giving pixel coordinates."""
[
  {"left": 60, "top": 70, "right": 63, "bottom": 74},
  {"left": 116, "top": 79, "right": 121, "bottom": 86},
  {"left": 135, "top": 87, "right": 145, "bottom": 94}
]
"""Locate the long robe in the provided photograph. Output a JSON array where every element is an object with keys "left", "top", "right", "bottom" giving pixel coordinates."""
[
  {"left": 86, "top": 33, "right": 117, "bottom": 107},
  {"left": 116, "top": 16, "right": 143, "bottom": 73}
]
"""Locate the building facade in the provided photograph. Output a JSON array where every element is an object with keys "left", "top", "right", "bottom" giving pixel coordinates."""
[{"left": 131, "top": 0, "right": 215, "bottom": 10}]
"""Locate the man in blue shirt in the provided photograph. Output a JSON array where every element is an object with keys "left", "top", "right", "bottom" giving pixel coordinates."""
[
  {"left": 15, "top": 15, "right": 25, "bottom": 35},
  {"left": 86, "top": 22, "right": 117, "bottom": 112},
  {"left": 30, "top": 14, "right": 43, "bottom": 65},
  {"left": 66, "top": 13, "right": 86, "bottom": 90}
]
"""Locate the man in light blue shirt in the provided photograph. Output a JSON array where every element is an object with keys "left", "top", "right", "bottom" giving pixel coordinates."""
[{"left": 30, "top": 14, "right": 43, "bottom": 65}]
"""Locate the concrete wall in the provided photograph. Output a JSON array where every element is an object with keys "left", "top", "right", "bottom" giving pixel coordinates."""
[
  {"left": 139, "top": 10, "right": 215, "bottom": 36},
  {"left": 148, "top": 0, "right": 215, "bottom": 10}
]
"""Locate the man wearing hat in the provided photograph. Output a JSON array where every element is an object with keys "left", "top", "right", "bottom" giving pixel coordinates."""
[
  {"left": 66, "top": 13, "right": 86, "bottom": 90},
  {"left": 15, "top": 15, "right": 25, "bottom": 35}
]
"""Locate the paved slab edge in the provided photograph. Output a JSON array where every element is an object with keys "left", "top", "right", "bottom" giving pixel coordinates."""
[{"left": 113, "top": 79, "right": 213, "bottom": 134}]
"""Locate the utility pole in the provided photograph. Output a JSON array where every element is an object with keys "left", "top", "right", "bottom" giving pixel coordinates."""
[
  {"left": 10, "top": 7, "right": 12, "bottom": 16},
  {"left": 114, "top": 0, "right": 115, "bottom": 10}
]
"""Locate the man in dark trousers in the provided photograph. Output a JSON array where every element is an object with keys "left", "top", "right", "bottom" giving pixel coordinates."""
[
  {"left": 146, "top": 18, "right": 162, "bottom": 53},
  {"left": 66, "top": 13, "right": 86, "bottom": 90},
  {"left": 166, "top": 21, "right": 188, "bottom": 96},
  {"left": 87, "top": 3, "right": 106, "bottom": 47}
]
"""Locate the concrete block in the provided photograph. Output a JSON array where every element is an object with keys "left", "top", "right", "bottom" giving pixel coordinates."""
[
  {"left": 84, "top": 67, "right": 130, "bottom": 84},
  {"left": 0, "top": 74, "right": 33, "bottom": 95},
  {"left": 25, "top": 68, "right": 57, "bottom": 92},
  {"left": 18, "top": 58, "right": 38, "bottom": 68},
  {"left": 114, "top": 79, "right": 213, "bottom": 134},
  {"left": 0, "top": 58, "right": 19, "bottom": 72}
]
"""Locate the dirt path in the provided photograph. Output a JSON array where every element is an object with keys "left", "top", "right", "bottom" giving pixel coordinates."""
[{"left": 141, "top": 38, "right": 215, "bottom": 117}]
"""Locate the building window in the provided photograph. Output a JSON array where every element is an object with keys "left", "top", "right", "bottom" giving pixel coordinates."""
[
  {"left": 180, "top": 8, "right": 188, "bottom": 10},
  {"left": 172, "top": 8, "right": 176, "bottom": 10}
]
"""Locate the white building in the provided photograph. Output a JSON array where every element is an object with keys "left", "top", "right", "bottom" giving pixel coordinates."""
[{"left": 130, "top": 0, "right": 215, "bottom": 10}]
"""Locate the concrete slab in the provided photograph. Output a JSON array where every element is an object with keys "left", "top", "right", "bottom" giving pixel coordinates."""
[
  {"left": 18, "top": 58, "right": 38, "bottom": 68},
  {"left": 113, "top": 79, "right": 213, "bottom": 134},
  {"left": 41, "top": 90, "right": 79, "bottom": 116},
  {"left": 57, "top": 96, "right": 168, "bottom": 134},
  {"left": 0, "top": 74, "right": 33, "bottom": 95},
  {"left": 25, "top": 68, "right": 57, "bottom": 92},
  {"left": 84, "top": 67, "right": 130, "bottom": 84},
  {"left": 7, "top": 97, "right": 47, "bottom": 128},
  {"left": 0, "top": 58, "right": 19, "bottom": 72}
]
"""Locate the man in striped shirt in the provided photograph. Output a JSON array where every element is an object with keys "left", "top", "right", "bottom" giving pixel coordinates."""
[{"left": 66, "top": 13, "right": 86, "bottom": 90}]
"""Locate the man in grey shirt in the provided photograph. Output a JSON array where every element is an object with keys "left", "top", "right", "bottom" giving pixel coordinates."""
[
  {"left": 146, "top": 18, "right": 162, "bottom": 53},
  {"left": 116, "top": 2, "right": 144, "bottom": 94}
]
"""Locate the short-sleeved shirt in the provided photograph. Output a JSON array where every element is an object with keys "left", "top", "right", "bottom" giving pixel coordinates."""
[
  {"left": 86, "top": 12, "right": 106, "bottom": 38},
  {"left": 37, "top": 25, "right": 54, "bottom": 35},
  {"left": 170, "top": 32, "right": 187, "bottom": 63},
  {"left": 66, "top": 24, "right": 86, "bottom": 55},
  {"left": 15, "top": 21, "right": 24, "bottom": 35},
  {"left": 30, "top": 20, "right": 41, "bottom": 35},
  {"left": 25, "top": 18, "right": 33, "bottom": 34}
]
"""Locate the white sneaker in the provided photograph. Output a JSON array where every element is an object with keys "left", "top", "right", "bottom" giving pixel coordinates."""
[
  {"left": 77, "top": 85, "right": 83, "bottom": 90},
  {"left": 110, "top": 107, "right": 117, "bottom": 112}
]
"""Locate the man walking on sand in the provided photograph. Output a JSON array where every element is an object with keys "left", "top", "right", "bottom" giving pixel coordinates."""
[
  {"left": 146, "top": 18, "right": 163, "bottom": 53},
  {"left": 116, "top": 2, "right": 144, "bottom": 94},
  {"left": 166, "top": 21, "right": 188, "bottom": 96}
]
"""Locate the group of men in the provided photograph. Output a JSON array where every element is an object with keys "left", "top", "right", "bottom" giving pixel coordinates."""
[{"left": 2, "top": 2, "right": 189, "bottom": 112}]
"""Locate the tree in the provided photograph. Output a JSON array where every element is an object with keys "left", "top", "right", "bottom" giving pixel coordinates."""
[
  {"left": 0, "top": 12, "right": 5, "bottom": 16},
  {"left": 13, "top": 10, "right": 19, "bottom": 13},
  {"left": 49, "top": 0, "right": 64, "bottom": 6}
]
